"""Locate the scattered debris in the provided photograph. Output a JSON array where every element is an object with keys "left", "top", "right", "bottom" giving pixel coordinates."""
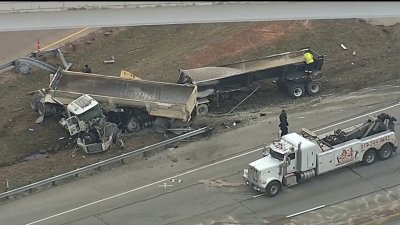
[
  {"left": 158, "top": 182, "right": 173, "bottom": 189},
  {"left": 298, "top": 117, "right": 305, "bottom": 119},
  {"left": 24, "top": 153, "right": 48, "bottom": 161},
  {"left": 103, "top": 56, "right": 115, "bottom": 64},
  {"left": 12, "top": 107, "right": 24, "bottom": 112},
  {"left": 28, "top": 128, "right": 34, "bottom": 131},
  {"left": 58, "top": 137, "right": 66, "bottom": 140},
  {"left": 353, "top": 51, "right": 357, "bottom": 56},
  {"left": 35, "top": 115, "right": 44, "bottom": 124},
  {"left": 340, "top": 44, "right": 348, "bottom": 50}
]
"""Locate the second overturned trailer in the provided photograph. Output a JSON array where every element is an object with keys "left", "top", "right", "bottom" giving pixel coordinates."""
[
  {"left": 178, "top": 48, "right": 324, "bottom": 110},
  {"left": 32, "top": 70, "right": 199, "bottom": 133}
]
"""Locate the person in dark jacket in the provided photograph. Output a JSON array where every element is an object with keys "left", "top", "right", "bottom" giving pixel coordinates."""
[
  {"left": 279, "top": 109, "right": 289, "bottom": 136},
  {"left": 388, "top": 116, "right": 397, "bottom": 132},
  {"left": 82, "top": 64, "right": 92, "bottom": 73}
]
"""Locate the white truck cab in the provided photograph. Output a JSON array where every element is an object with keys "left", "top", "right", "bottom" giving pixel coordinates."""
[{"left": 244, "top": 114, "right": 397, "bottom": 197}]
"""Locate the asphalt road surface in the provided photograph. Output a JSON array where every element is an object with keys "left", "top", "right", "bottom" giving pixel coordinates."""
[
  {"left": 1, "top": 81, "right": 400, "bottom": 225},
  {"left": 0, "top": 28, "right": 94, "bottom": 68}
]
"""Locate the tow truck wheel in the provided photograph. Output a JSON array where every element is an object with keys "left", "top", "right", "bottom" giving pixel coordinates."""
[
  {"left": 378, "top": 144, "right": 393, "bottom": 160},
  {"left": 266, "top": 180, "right": 281, "bottom": 197},
  {"left": 363, "top": 149, "right": 377, "bottom": 165}
]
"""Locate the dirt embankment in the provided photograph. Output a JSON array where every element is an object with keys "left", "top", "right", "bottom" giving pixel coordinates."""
[{"left": 1, "top": 19, "right": 400, "bottom": 192}]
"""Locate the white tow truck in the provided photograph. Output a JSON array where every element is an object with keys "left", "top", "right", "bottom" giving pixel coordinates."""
[{"left": 243, "top": 113, "right": 398, "bottom": 197}]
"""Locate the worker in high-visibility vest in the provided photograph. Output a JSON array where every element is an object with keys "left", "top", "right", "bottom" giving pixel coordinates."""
[{"left": 303, "top": 50, "right": 314, "bottom": 73}]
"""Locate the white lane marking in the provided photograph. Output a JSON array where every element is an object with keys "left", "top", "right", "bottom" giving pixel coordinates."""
[
  {"left": 252, "top": 193, "right": 264, "bottom": 198},
  {"left": 25, "top": 147, "right": 264, "bottom": 225},
  {"left": 26, "top": 101, "right": 400, "bottom": 225},
  {"left": 286, "top": 205, "right": 326, "bottom": 218},
  {"left": 314, "top": 102, "right": 400, "bottom": 133}
]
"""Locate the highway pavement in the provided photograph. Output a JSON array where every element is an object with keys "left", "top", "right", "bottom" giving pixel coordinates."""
[
  {"left": 0, "top": 28, "right": 94, "bottom": 69},
  {"left": 0, "top": 81, "right": 400, "bottom": 225}
]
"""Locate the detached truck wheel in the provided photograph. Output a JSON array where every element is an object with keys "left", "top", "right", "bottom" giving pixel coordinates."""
[
  {"left": 287, "top": 83, "right": 305, "bottom": 99},
  {"left": 266, "top": 180, "right": 281, "bottom": 197},
  {"left": 305, "top": 81, "right": 322, "bottom": 96}
]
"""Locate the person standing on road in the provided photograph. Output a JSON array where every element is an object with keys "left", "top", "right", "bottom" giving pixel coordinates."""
[
  {"left": 82, "top": 64, "right": 92, "bottom": 73},
  {"left": 303, "top": 50, "right": 314, "bottom": 73},
  {"left": 279, "top": 109, "right": 289, "bottom": 136},
  {"left": 388, "top": 116, "right": 397, "bottom": 132}
]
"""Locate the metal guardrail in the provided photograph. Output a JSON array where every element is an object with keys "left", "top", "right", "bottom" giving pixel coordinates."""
[
  {"left": 0, "top": 48, "right": 72, "bottom": 74},
  {"left": 0, "top": 126, "right": 213, "bottom": 200}
]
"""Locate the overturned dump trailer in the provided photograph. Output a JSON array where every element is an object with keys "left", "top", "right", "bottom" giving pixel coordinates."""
[
  {"left": 0, "top": 48, "right": 71, "bottom": 75},
  {"left": 32, "top": 70, "right": 198, "bottom": 133},
  {"left": 178, "top": 48, "right": 324, "bottom": 109}
]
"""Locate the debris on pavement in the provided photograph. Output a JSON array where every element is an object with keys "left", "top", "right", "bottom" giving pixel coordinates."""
[
  {"left": 103, "top": 56, "right": 115, "bottom": 64},
  {"left": 340, "top": 43, "right": 347, "bottom": 50}
]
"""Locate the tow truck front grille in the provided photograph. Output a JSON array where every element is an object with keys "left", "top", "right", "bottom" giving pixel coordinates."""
[{"left": 248, "top": 166, "right": 259, "bottom": 182}]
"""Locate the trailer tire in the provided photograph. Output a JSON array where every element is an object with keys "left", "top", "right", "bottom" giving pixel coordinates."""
[
  {"left": 153, "top": 118, "right": 171, "bottom": 133},
  {"left": 125, "top": 117, "right": 141, "bottom": 133},
  {"left": 378, "top": 143, "right": 394, "bottom": 160},
  {"left": 363, "top": 149, "right": 377, "bottom": 165},
  {"left": 266, "top": 180, "right": 281, "bottom": 197},
  {"left": 305, "top": 81, "right": 322, "bottom": 96},
  {"left": 197, "top": 104, "right": 209, "bottom": 117},
  {"left": 287, "top": 83, "right": 305, "bottom": 99}
]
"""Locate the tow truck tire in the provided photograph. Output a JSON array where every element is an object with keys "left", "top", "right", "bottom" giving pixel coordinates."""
[
  {"left": 305, "top": 80, "right": 322, "bottom": 96},
  {"left": 378, "top": 143, "right": 394, "bottom": 160},
  {"left": 125, "top": 116, "right": 141, "bottom": 133},
  {"left": 287, "top": 83, "right": 305, "bottom": 99},
  {"left": 363, "top": 149, "right": 377, "bottom": 165},
  {"left": 266, "top": 180, "right": 281, "bottom": 197}
]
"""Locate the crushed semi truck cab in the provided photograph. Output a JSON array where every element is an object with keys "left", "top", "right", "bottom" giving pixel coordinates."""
[{"left": 243, "top": 113, "right": 397, "bottom": 197}]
